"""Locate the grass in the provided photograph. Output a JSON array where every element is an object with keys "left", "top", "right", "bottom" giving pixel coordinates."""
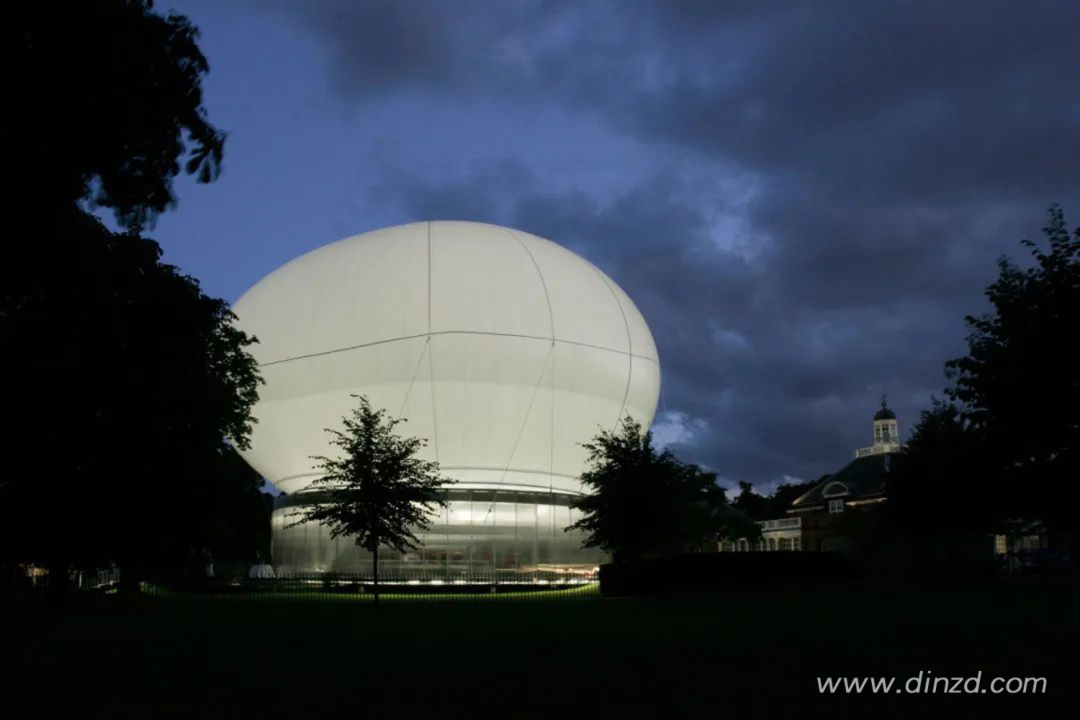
[{"left": 4, "top": 580, "right": 1077, "bottom": 717}]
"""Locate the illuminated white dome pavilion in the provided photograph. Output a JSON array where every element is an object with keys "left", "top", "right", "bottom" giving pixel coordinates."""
[{"left": 234, "top": 221, "right": 660, "bottom": 575}]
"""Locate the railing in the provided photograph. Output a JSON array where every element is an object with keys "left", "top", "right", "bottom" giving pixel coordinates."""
[
  {"left": 855, "top": 443, "right": 901, "bottom": 458},
  {"left": 759, "top": 517, "right": 802, "bottom": 531},
  {"left": 151, "top": 570, "right": 601, "bottom": 601},
  {"left": 5, "top": 567, "right": 601, "bottom": 602}
]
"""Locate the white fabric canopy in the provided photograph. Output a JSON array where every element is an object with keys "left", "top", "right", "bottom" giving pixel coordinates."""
[{"left": 234, "top": 221, "right": 660, "bottom": 496}]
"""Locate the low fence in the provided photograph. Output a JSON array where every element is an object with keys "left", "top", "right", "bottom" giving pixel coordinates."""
[
  {"left": 4, "top": 564, "right": 601, "bottom": 602},
  {"left": 152, "top": 570, "right": 601, "bottom": 601}
]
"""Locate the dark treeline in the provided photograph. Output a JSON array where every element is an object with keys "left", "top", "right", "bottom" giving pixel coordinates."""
[
  {"left": 571, "top": 207, "right": 1080, "bottom": 567},
  {"left": 569, "top": 417, "right": 761, "bottom": 563},
  {"left": 2, "top": 2, "right": 1075, "bottom": 599},
  {"left": 731, "top": 479, "right": 819, "bottom": 522},
  {"left": 1, "top": 2, "right": 264, "bottom": 598},
  {"left": 886, "top": 206, "right": 1080, "bottom": 556}
]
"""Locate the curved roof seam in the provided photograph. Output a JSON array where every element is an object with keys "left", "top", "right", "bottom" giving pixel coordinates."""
[
  {"left": 587, "top": 265, "right": 634, "bottom": 429},
  {"left": 496, "top": 343, "right": 554, "bottom": 484},
  {"left": 257, "top": 330, "right": 659, "bottom": 368},
  {"left": 506, "top": 229, "right": 555, "bottom": 340},
  {"left": 272, "top": 467, "right": 584, "bottom": 485},
  {"left": 427, "top": 323, "right": 440, "bottom": 465},
  {"left": 396, "top": 336, "right": 430, "bottom": 420},
  {"left": 426, "top": 221, "right": 432, "bottom": 334}
]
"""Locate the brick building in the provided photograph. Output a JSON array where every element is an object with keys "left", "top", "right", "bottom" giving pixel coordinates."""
[{"left": 720, "top": 398, "right": 899, "bottom": 552}]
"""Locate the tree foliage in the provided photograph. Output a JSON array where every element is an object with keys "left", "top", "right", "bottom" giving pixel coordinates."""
[
  {"left": 948, "top": 207, "right": 1080, "bottom": 535},
  {"left": 892, "top": 207, "right": 1080, "bottom": 542},
  {"left": 289, "top": 396, "right": 453, "bottom": 598},
  {"left": 886, "top": 400, "right": 995, "bottom": 536},
  {"left": 196, "top": 446, "right": 272, "bottom": 566},
  {"left": 0, "top": 1, "right": 262, "bottom": 595},
  {"left": 732, "top": 478, "right": 818, "bottom": 522},
  {"left": 5, "top": 0, "right": 225, "bottom": 227},
  {"left": 568, "top": 417, "right": 752, "bottom": 562},
  {"left": 0, "top": 209, "right": 262, "bottom": 588}
]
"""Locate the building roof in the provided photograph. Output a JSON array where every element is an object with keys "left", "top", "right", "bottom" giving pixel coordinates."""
[
  {"left": 231, "top": 221, "right": 660, "bottom": 496},
  {"left": 789, "top": 453, "right": 891, "bottom": 512},
  {"left": 874, "top": 398, "right": 896, "bottom": 421}
]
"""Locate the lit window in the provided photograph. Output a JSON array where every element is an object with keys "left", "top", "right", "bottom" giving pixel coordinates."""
[
  {"left": 829, "top": 499, "right": 844, "bottom": 514},
  {"left": 792, "top": 536, "right": 802, "bottom": 551}
]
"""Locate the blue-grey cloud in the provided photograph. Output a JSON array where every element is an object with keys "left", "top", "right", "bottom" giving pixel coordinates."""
[{"left": 277, "top": 0, "right": 1080, "bottom": 488}]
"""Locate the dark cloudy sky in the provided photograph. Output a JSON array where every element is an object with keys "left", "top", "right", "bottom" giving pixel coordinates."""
[{"left": 151, "top": 0, "right": 1080, "bottom": 492}]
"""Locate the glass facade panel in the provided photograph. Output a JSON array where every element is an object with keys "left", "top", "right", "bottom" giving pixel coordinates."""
[{"left": 272, "top": 489, "right": 605, "bottom": 575}]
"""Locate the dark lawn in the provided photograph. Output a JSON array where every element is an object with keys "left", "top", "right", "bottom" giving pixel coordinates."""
[{"left": 4, "top": 581, "right": 1077, "bottom": 718}]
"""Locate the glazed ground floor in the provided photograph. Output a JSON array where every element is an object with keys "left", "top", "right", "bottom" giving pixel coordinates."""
[{"left": 272, "top": 487, "right": 606, "bottom": 575}]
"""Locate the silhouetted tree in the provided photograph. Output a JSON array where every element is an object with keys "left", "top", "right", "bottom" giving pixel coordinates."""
[
  {"left": 194, "top": 447, "right": 272, "bottom": 571},
  {"left": 0, "top": 1, "right": 257, "bottom": 598},
  {"left": 289, "top": 396, "right": 453, "bottom": 604},
  {"left": 568, "top": 417, "right": 749, "bottom": 562},
  {"left": 886, "top": 400, "right": 996, "bottom": 537},
  {"left": 715, "top": 504, "right": 763, "bottom": 546},
  {"left": 943, "top": 206, "right": 1080, "bottom": 548},
  {"left": 732, "top": 478, "right": 818, "bottom": 521},
  {"left": 771, "top": 478, "right": 819, "bottom": 512},
  {"left": 887, "top": 207, "right": 1079, "bottom": 553},
  {"left": 0, "top": 212, "right": 261, "bottom": 596},
  {"left": 5, "top": 0, "right": 225, "bottom": 227},
  {"left": 732, "top": 482, "right": 772, "bottom": 521}
]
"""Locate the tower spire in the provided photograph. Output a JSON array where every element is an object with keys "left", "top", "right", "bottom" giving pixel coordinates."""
[{"left": 857, "top": 395, "right": 901, "bottom": 458}]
